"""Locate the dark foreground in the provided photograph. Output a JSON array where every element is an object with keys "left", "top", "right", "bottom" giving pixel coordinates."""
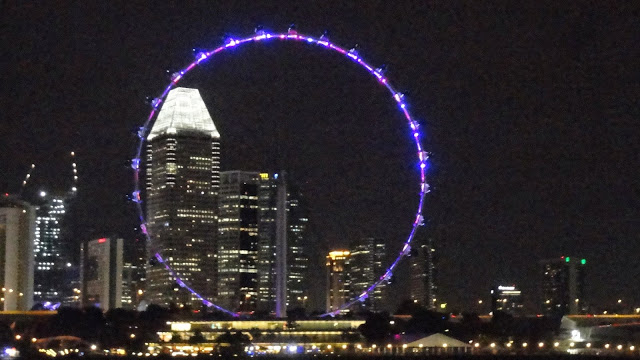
[{"left": 19, "top": 355, "right": 639, "bottom": 360}]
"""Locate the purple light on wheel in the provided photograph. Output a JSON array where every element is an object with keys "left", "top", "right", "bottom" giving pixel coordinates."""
[{"left": 133, "top": 29, "right": 430, "bottom": 318}]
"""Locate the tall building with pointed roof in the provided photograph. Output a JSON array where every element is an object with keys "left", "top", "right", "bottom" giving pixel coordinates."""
[{"left": 145, "top": 87, "right": 221, "bottom": 307}]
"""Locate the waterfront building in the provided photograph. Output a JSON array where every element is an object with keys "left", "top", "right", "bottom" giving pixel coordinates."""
[{"left": 151, "top": 319, "right": 365, "bottom": 355}]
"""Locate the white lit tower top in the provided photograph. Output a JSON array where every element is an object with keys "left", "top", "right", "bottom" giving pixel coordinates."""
[
  {"left": 147, "top": 87, "right": 220, "bottom": 141},
  {"left": 145, "top": 87, "right": 221, "bottom": 307}
]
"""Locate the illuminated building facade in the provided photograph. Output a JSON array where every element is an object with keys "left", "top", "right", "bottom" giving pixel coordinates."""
[
  {"left": 0, "top": 197, "right": 35, "bottom": 311},
  {"left": 348, "top": 237, "right": 386, "bottom": 311},
  {"left": 255, "top": 173, "right": 309, "bottom": 314},
  {"left": 33, "top": 197, "right": 67, "bottom": 305},
  {"left": 256, "top": 174, "right": 279, "bottom": 312},
  {"left": 541, "top": 256, "right": 587, "bottom": 315},
  {"left": 145, "top": 87, "right": 220, "bottom": 307},
  {"left": 491, "top": 285, "right": 524, "bottom": 316},
  {"left": 409, "top": 238, "right": 437, "bottom": 309},
  {"left": 80, "top": 237, "right": 123, "bottom": 310},
  {"left": 217, "top": 171, "right": 260, "bottom": 311},
  {"left": 285, "top": 183, "right": 309, "bottom": 310},
  {"left": 326, "top": 250, "right": 350, "bottom": 313}
]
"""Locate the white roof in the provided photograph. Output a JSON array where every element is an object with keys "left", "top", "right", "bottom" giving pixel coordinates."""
[
  {"left": 406, "top": 333, "right": 471, "bottom": 348},
  {"left": 148, "top": 87, "right": 220, "bottom": 140}
]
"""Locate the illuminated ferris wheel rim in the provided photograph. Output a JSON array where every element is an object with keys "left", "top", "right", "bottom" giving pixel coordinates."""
[{"left": 131, "top": 29, "right": 430, "bottom": 318}]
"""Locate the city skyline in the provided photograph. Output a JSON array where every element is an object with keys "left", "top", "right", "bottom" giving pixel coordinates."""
[{"left": 1, "top": 2, "right": 639, "bottom": 311}]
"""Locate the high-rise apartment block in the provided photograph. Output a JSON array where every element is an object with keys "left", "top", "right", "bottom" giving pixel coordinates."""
[
  {"left": 145, "top": 87, "right": 221, "bottom": 307},
  {"left": 491, "top": 285, "right": 524, "bottom": 316},
  {"left": 80, "top": 237, "right": 123, "bottom": 311},
  {"left": 541, "top": 256, "right": 586, "bottom": 315},
  {"left": 0, "top": 196, "right": 35, "bottom": 311},
  {"left": 326, "top": 250, "right": 350, "bottom": 313},
  {"left": 348, "top": 237, "right": 386, "bottom": 311},
  {"left": 410, "top": 238, "right": 436, "bottom": 309}
]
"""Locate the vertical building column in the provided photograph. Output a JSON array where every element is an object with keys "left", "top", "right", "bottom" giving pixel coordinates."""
[{"left": 275, "top": 174, "right": 287, "bottom": 317}]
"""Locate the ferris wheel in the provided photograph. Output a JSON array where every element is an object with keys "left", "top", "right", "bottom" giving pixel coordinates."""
[{"left": 131, "top": 26, "right": 430, "bottom": 317}]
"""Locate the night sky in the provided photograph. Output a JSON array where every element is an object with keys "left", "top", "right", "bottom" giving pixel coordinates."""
[{"left": 1, "top": 2, "right": 639, "bottom": 312}]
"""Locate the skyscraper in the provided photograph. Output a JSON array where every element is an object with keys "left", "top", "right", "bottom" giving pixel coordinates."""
[
  {"left": 410, "top": 238, "right": 437, "bottom": 309},
  {"left": 326, "top": 250, "right": 350, "bottom": 313},
  {"left": 348, "top": 237, "right": 386, "bottom": 312},
  {"left": 541, "top": 256, "right": 586, "bottom": 315},
  {"left": 145, "top": 87, "right": 221, "bottom": 307},
  {"left": 255, "top": 173, "right": 309, "bottom": 315},
  {"left": 80, "top": 237, "right": 123, "bottom": 311},
  {"left": 33, "top": 197, "right": 67, "bottom": 305},
  {"left": 285, "top": 182, "right": 309, "bottom": 310},
  {"left": 217, "top": 171, "right": 260, "bottom": 311},
  {"left": 256, "top": 174, "right": 278, "bottom": 312},
  {"left": 0, "top": 196, "right": 35, "bottom": 311}
]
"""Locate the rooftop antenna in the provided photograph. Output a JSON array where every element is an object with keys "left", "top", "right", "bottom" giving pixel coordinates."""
[
  {"left": 16, "top": 163, "right": 36, "bottom": 198},
  {"left": 69, "top": 151, "right": 78, "bottom": 196}
]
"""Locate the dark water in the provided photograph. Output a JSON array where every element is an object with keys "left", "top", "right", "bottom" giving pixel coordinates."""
[{"left": 20, "top": 355, "right": 636, "bottom": 360}]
